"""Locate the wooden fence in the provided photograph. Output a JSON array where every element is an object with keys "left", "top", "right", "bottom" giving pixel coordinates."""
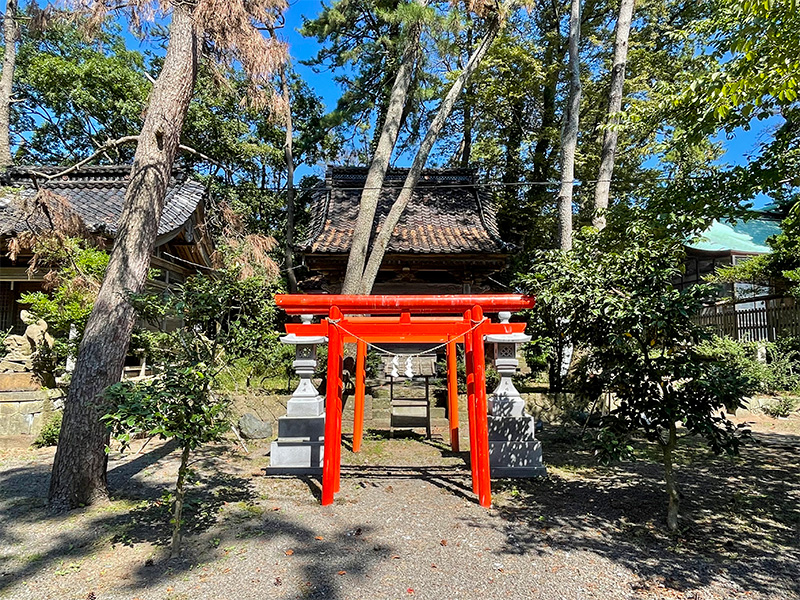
[{"left": 694, "top": 297, "right": 800, "bottom": 341}]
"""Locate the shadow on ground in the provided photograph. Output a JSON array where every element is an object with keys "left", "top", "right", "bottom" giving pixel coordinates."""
[{"left": 491, "top": 426, "right": 800, "bottom": 597}]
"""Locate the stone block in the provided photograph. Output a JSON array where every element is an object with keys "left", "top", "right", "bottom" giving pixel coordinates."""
[
  {"left": 277, "top": 415, "right": 325, "bottom": 441},
  {"left": 0, "top": 401, "right": 20, "bottom": 416},
  {"left": 489, "top": 439, "right": 546, "bottom": 478},
  {"left": 489, "top": 396, "right": 526, "bottom": 417},
  {"left": 0, "top": 372, "right": 40, "bottom": 391},
  {"left": 0, "top": 360, "right": 30, "bottom": 373},
  {"left": 286, "top": 397, "right": 324, "bottom": 418},
  {"left": 0, "top": 412, "right": 34, "bottom": 435},
  {"left": 268, "top": 440, "right": 324, "bottom": 471},
  {"left": 488, "top": 415, "right": 537, "bottom": 441}
]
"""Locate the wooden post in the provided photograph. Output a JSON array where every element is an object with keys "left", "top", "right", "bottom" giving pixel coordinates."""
[
  {"left": 446, "top": 337, "right": 459, "bottom": 452},
  {"left": 353, "top": 339, "right": 367, "bottom": 453},
  {"left": 471, "top": 305, "right": 491, "bottom": 508},
  {"left": 322, "top": 306, "right": 343, "bottom": 505},
  {"left": 464, "top": 309, "right": 478, "bottom": 494}
]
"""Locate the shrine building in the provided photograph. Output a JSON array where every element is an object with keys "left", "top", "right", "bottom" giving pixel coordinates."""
[{"left": 300, "top": 166, "right": 511, "bottom": 294}]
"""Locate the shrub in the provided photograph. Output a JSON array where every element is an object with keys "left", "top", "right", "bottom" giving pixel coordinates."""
[
  {"left": 762, "top": 396, "right": 799, "bottom": 418},
  {"left": 32, "top": 411, "right": 62, "bottom": 448},
  {"left": 697, "top": 336, "right": 800, "bottom": 396}
]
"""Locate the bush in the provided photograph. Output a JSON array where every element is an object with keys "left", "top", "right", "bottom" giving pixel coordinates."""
[
  {"left": 32, "top": 411, "right": 62, "bottom": 448},
  {"left": 697, "top": 336, "right": 800, "bottom": 396},
  {"left": 762, "top": 396, "right": 799, "bottom": 418}
]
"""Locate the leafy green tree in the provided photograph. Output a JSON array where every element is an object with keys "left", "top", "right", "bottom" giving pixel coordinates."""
[
  {"left": 518, "top": 223, "right": 752, "bottom": 531},
  {"left": 50, "top": 0, "right": 288, "bottom": 512},
  {"left": 13, "top": 17, "right": 149, "bottom": 163},
  {"left": 20, "top": 237, "right": 109, "bottom": 374},
  {"left": 103, "top": 265, "right": 282, "bottom": 556},
  {"left": 103, "top": 366, "right": 230, "bottom": 558}
]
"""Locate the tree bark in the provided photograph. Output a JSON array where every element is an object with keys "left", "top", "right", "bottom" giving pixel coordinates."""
[
  {"left": 48, "top": 4, "right": 201, "bottom": 510},
  {"left": 358, "top": 14, "right": 504, "bottom": 293},
  {"left": 557, "top": 0, "right": 582, "bottom": 251},
  {"left": 459, "top": 26, "right": 474, "bottom": 169},
  {"left": 592, "top": 0, "right": 635, "bottom": 231},
  {"left": 341, "top": 1, "right": 427, "bottom": 294},
  {"left": 279, "top": 62, "right": 297, "bottom": 293},
  {"left": 0, "top": 0, "right": 19, "bottom": 167},
  {"left": 170, "top": 444, "right": 192, "bottom": 558},
  {"left": 531, "top": 8, "right": 559, "bottom": 185},
  {"left": 662, "top": 420, "right": 680, "bottom": 532}
]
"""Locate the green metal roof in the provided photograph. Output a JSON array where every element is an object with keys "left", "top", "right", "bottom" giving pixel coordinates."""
[{"left": 688, "top": 219, "right": 780, "bottom": 254}]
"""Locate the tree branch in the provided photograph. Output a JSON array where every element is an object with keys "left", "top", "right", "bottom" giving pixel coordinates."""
[{"left": 27, "top": 135, "right": 140, "bottom": 182}]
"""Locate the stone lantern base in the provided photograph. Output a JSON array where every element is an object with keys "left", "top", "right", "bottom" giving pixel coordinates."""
[
  {"left": 267, "top": 329, "right": 326, "bottom": 474},
  {"left": 268, "top": 414, "right": 325, "bottom": 474},
  {"left": 488, "top": 414, "right": 546, "bottom": 477}
]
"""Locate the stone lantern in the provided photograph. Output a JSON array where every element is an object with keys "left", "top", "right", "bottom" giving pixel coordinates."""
[
  {"left": 484, "top": 311, "right": 545, "bottom": 477},
  {"left": 269, "top": 314, "right": 327, "bottom": 472}
]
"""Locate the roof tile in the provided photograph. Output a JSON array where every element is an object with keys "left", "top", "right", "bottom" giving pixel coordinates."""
[
  {"left": 0, "top": 165, "right": 205, "bottom": 238},
  {"left": 303, "top": 166, "right": 507, "bottom": 254}
]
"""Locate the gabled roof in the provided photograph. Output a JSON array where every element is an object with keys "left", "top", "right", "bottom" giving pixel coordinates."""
[
  {"left": 303, "top": 166, "right": 507, "bottom": 255},
  {"left": 0, "top": 165, "right": 205, "bottom": 240}
]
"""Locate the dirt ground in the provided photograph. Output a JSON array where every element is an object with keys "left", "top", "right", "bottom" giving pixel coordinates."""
[{"left": 0, "top": 410, "right": 798, "bottom": 600}]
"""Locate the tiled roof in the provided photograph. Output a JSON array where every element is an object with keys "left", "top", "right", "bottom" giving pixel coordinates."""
[
  {"left": 0, "top": 165, "right": 205, "bottom": 238},
  {"left": 303, "top": 166, "right": 507, "bottom": 254}
]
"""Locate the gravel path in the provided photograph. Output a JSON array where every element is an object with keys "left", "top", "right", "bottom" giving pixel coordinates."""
[{"left": 0, "top": 418, "right": 798, "bottom": 600}]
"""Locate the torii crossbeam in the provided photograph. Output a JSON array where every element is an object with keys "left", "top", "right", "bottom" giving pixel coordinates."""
[{"left": 275, "top": 294, "right": 535, "bottom": 508}]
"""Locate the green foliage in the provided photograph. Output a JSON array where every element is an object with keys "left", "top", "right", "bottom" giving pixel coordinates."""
[
  {"left": 128, "top": 267, "right": 284, "bottom": 379},
  {"left": 517, "top": 223, "right": 752, "bottom": 526},
  {"left": 13, "top": 17, "right": 149, "bottom": 163},
  {"left": 32, "top": 411, "right": 62, "bottom": 448},
  {"left": 762, "top": 395, "right": 799, "bottom": 419},
  {"left": 697, "top": 336, "right": 800, "bottom": 396},
  {"left": 103, "top": 366, "right": 230, "bottom": 451},
  {"left": 19, "top": 238, "right": 109, "bottom": 376}
]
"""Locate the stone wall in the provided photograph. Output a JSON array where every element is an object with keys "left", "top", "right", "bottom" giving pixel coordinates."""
[{"left": 0, "top": 383, "right": 63, "bottom": 436}]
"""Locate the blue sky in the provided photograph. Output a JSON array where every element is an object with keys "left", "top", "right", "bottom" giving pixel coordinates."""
[{"left": 122, "top": 1, "right": 775, "bottom": 201}]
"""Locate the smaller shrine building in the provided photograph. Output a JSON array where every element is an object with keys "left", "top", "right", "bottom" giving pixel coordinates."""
[{"left": 300, "top": 166, "right": 511, "bottom": 294}]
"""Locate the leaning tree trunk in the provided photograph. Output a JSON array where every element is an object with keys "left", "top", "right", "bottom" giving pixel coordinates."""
[
  {"left": 48, "top": 4, "right": 201, "bottom": 510},
  {"left": 592, "top": 0, "right": 635, "bottom": 231},
  {"left": 557, "top": 0, "right": 582, "bottom": 252},
  {"left": 662, "top": 420, "right": 680, "bottom": 532},
  {"left": 279, "top": 62, "right": 297, "bottom": 293},
  {"left": 0, "top": 0, "right": 19, "bottom": 167},
  {"left": 358, "top": 14, "right": 504, "bottom": 293},
  {"left": 341, "top": 1, "right": 427, "bottom": 294}
]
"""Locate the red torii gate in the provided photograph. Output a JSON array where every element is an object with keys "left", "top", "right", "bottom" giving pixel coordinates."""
[{"left": 275, "top": 294, "right": 535, "bottom": 508}]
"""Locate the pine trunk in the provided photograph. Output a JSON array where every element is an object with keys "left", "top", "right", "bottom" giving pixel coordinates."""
[
  {"left": 280, "top": 64, "right": 297, "bottom": 293},
  {"left": 663, "top": 420, "right": 680, "bottom": 532},
  {"left": 341, "top": 2, "right": 427, "bottom": 294},
  {"left": 358, "top": 15, "right": 504, "bottom": 292},
  {"left": 592, "top": 0, "right": 635, "bottom": 231},
  {"left": 0, "top": 0, "right": 19, "bottom": 167},
  {"left": 557, "top": 0, "right": 582, "bottom": 252},
  {"left": 48, "top": 4, "right": 201, "bottom": 510}
]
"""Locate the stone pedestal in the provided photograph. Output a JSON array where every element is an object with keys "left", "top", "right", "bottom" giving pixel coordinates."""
[
  {"left": 485, "top": 312, "right": 546, "bottom": 478},
  {"left": 268, "top": 316, "right": 327, "bottom": 474}
]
